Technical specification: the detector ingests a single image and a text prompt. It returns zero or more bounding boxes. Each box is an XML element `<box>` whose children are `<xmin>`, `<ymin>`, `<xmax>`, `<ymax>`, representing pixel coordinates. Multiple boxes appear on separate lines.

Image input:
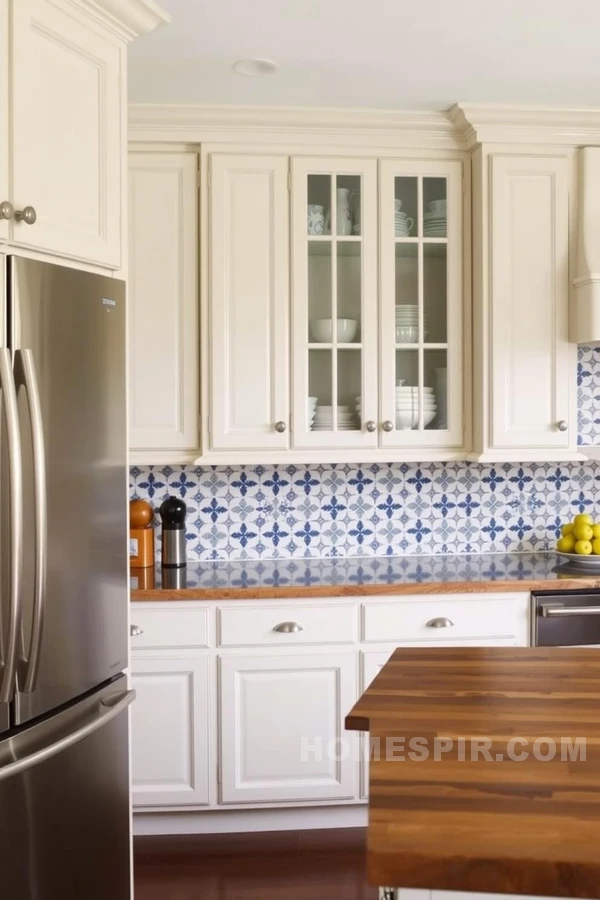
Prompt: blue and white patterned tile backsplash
<box><xmin>578</xmin><ymin>345</ymin><xmax>600</xmax><ymax>444</ymax></box>
<box><xmin>130</xmin><ymin>347</ymin><xmax>600</xmax><ymax>562</ymax></box>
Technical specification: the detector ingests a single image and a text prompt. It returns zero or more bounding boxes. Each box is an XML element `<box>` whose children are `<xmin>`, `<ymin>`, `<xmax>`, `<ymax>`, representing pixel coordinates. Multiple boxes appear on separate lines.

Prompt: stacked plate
<box><xmin>424</xmin><ymin>200</ymin><xmax>447</xmax><ymax>237</ymax></box>
<box><xmin>312</xmin><ymin>405</ymin><xmax>357</xmax><ymax>431</ymax></box>
<box><xmin>395</xmin><ymin>305</ymin><xmax>429</xmax><ymax>341</ymax></box>
<box><xmin>396</xmin><ymin>385</ymin><xmax>437</xmax><ymax>430</ymax></box>
<box><xmin>308</xmin><ymin>396</ymin><xmax>318</xmax><ymax>428</ymax></box>
<box><xmin>395</xmin><ymin>210</ymin><xmax>413</xmax><ymax>237</ymax></box>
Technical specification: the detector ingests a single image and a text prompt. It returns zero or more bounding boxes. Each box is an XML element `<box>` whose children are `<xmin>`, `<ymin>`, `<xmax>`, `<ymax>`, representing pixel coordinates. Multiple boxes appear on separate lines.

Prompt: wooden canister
<box><xmin>130</xmin><ymin>499</ymin><xmax>155</xmax><ymax>569</ymax></box>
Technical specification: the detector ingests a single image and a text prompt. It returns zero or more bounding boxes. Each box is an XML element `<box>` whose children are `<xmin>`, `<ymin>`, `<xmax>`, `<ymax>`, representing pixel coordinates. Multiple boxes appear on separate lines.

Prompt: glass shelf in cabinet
<box><xmin>308</xmin><ymin>342</ymin><xmax>363</xmax><ymax>350</ymax></box>
<box><xmin>422</xmin><ymin>240</ymin><xmax>448</xmax><ymax>256</ymax></box>
<box><xmin>308</xmin><ymin>239</ymin><xmax>362</xmax><ymax>258</ymax></box>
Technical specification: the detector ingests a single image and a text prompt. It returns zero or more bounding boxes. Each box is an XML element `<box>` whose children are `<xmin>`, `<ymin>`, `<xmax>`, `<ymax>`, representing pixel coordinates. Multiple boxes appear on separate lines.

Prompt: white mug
<box><xmin>307</xmin><ymin>204</ymin><xmax>325</xmax><ymax>235</ymax></box>
<box><xmin>394</xmin><ymin>199</ymin><xmax>403</xmax><ymax>212</ymax></box>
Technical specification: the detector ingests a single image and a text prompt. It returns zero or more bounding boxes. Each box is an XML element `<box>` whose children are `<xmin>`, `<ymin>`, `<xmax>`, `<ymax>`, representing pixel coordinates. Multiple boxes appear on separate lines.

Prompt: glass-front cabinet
<box><xmin>291</xmin><ymin>157</ymin><xmax>378</xmax><ymax>449</ymax></box>
<box><xmin>379</xmin><ymin>159</ymin><xmax>464</xmax><ymax>451</ymax></box>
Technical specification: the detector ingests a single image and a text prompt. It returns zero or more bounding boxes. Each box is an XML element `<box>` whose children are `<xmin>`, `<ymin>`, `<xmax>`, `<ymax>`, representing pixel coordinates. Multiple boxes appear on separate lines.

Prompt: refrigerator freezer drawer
<box><xmin>0</xmin><ymin>675</ymin><xmax>133</xmax><ymax>899</ymax></box>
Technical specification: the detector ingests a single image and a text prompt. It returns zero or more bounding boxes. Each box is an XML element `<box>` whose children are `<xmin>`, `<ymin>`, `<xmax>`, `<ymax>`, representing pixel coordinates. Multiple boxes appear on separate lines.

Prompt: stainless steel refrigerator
<box><xmin>0</xmin><ymin>257</ymin><xmax>132</xmax><ymax>899</ymax></box>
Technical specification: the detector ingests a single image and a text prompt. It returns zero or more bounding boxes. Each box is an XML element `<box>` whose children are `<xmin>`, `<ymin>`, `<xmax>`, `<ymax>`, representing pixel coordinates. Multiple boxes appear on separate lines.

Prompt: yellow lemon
<box><xmin>557</xmin><ymin>535</ymin><xmax>576</xmax><ymax>553</ymax></box>
<box><xmin>574</xmin><ymin>513</ymin><xmax>594</xmax><ymax>527</ymax></box>
<box><xmin>561</xmin><ymin>522</ymin><xmax>575</xmax><ymax>536</ymax></box>
<box><xmin>592</xmin><ymin>525</ymin><xmax>600</xmax><ymax>539</ymax></box>
<box><xmin>574</xmin><ymin>524</ymin><xmax>594</xmax><ymax>542</ymax></box>
<box><xmin>575</xmin><ymin>540</ymin><xmax>593</xmax><ymax>555</ymax></box>
<box><xmin>592</xmin><ymin>539</ymin><xmax>600</xmax><ymax>555</ymax></box>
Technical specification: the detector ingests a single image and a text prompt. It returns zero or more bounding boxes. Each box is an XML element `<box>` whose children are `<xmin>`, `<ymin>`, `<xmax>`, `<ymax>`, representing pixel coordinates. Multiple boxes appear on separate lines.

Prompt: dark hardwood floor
<box><xmin>134</xmin><ymin>827</ymin><xmax>377</xmax><ymax>900</ymax></box>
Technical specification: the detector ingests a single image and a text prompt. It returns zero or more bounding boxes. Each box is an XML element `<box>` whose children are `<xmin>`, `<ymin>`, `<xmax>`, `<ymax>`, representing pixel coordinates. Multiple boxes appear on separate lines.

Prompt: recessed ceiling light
<box><xmin>232</xmin><ymin>58</ymin><xmax>277</xmax><ymax>77</ymax></box>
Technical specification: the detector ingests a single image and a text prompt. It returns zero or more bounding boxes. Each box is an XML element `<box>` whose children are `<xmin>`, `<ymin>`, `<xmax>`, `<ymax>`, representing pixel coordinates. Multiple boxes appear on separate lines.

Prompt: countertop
<box><xmin>130</xmin><ymin>551</ymin><xmax>600</xmax><ymax>600</ymax></box>
<box><xmin>345</xmin><ymin>646</ymin><xmax>600</xmax><ymax>897</ymax></box>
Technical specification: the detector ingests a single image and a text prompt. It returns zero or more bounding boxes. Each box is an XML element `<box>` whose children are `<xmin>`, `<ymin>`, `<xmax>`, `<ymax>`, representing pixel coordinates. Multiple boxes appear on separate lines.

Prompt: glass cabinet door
<box><xmin>379</xmin><ymin>159</ymin><xmax>464</xmax><ymax>451</ymax></box>
<box><xmin>291</xmin><ymin>158</ymin><xmax>378</xmax><ymax>449</ymax></box>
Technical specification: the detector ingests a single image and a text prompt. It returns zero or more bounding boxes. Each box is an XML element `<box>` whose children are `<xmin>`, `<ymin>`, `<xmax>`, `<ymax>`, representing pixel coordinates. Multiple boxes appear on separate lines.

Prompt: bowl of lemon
<box><xmin>556</xmin><ymin>513</ymin><xmax>600</xmax><ymax>567</ymax></box>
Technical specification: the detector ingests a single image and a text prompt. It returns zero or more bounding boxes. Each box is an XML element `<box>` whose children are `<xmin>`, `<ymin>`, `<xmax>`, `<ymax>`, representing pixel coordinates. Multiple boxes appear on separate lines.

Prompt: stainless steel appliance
<box><xmin>534</xmin><ymin>591</ymin><xmax>600</xmax><ymax>646</ymax></box>
<box><xmin>0</xmin><ymin>257</ymin><xmax>133</xmax><ymax>899</ymax></box>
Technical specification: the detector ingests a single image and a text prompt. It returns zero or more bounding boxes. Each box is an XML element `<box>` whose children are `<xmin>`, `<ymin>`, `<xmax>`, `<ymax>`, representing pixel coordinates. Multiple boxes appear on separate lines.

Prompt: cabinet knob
<box><xmin>557</xmin><ymin>420</ymin><xmax>568</xmax><ymax>432</ymax></box>
<box><xmin>382</xmin><ymin>420</ymin><xmax>394</xmax><ymax>433</ymax></box>
<box><xmin>273</xmin><ymin>621</ymin><xmax>303</xmax><ymax>634</ymax></box>
<box><xmin>365</xmin><ymin>420</ymin><xmax>376</xmax><ymax>433</ymax></box>
<box><xmin>426</xmin><ymin>617</ymin><xmax>454</xmax><ymax>629</ymax></box>
<box><xmin>274</xmin><ymin>421</ymin><xmax>287</xmax><ymax>433</ymax></box>
<box><xmin>130</xmin><ymin>624</ymin><xmax>144</xmax><ymax>636</ymax></box>
<box><xmin>0</xmin><ymin>201</ymin><xmax>14</xmax><ymax>220</ymax></box>
<box><xmin>14</xmin><ymin>206</ymin><xmax>37</xmax><ymax>225</ymax></box>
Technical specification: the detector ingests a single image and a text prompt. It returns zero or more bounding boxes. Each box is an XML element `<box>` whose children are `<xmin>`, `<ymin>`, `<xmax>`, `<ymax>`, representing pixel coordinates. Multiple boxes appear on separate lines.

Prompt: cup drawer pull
<box><xmin>426</xmin><ymin>617</ymin><xmax>454</xmax><ymax>629</ymax></box>
<box><xmin>273</xmin><ymin>621</ymin><xmax>304</xmax><ymax>634</ymax></box>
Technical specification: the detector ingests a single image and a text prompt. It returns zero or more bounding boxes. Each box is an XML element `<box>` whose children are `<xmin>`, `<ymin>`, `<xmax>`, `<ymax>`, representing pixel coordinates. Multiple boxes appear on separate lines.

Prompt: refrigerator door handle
<box><xmin>0</xmin><ymin>689</ymin><xmax>135</xmax><ymax>783</ymax></box>
<box><xmin>14</xmin><ymin>349</ymin><xmax>47</xmax><ymax>692</ymax></box>
<box><xmin>0</xmin><ymin>349</ymin><xmax>23</xmax><ymax>704</ymax></box>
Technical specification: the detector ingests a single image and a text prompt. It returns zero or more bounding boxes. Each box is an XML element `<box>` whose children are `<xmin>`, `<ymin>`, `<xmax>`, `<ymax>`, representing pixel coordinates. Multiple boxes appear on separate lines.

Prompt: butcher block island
<box><xmin>345</xmin><ymin>647</ymin><xmax>600</xmax><ymax>900</ymax></box>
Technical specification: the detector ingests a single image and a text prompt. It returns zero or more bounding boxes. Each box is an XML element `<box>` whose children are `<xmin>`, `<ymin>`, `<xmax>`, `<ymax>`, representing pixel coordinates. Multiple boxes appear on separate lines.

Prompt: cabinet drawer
<box><xmin>361</xmin><ymin>595</ymin><xmax>529</xmax><ymax>643</ymax></box>
<box><xmin>218</xmin><ymin>604</ymin><xmax>356</xmax><ymax>648</ymax></box>
<box><xmin>130</xmin><ymin>607</ymin><xmax>210</xmax><ymax>649</ymax></box>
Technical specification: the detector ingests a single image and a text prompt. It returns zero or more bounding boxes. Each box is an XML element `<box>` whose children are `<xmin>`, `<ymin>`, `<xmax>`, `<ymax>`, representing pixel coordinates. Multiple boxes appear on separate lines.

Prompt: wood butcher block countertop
<box><xmin>345</xmin><ymin>647</ymin><xmax>600</xmax><ymax>897</ymax></box>
<box><xmin>131</xmin><ymin>551</ymin><xmax>600</xmax><ymax>600</ymax></box>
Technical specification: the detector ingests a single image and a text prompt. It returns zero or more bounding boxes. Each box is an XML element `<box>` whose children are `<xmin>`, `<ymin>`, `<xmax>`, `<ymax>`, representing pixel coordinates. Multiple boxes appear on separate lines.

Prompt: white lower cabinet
<box><xmin>131</xmin><ymin>654</ymin><xmax>210</xmax><ymax>808</ymax></box>
<box><xmin>130</xmin><ymin>593</ymin><xmax>531</xmax><ymax>816</ymax></box>
<box><xmin>218</xmin><ymin>651</ymin><xmax>357</xmax><ymax>804</ymax></box>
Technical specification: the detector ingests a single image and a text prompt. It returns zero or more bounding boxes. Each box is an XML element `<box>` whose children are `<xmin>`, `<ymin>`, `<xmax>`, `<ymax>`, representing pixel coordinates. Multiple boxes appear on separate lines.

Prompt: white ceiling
<box><xmin>129</xmin><ymin>0</ymin><xmax>600</xmax><ymax>110</ymax></box>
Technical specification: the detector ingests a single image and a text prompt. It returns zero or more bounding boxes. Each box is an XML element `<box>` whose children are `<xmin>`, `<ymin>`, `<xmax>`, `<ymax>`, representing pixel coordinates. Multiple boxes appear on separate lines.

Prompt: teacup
<box><xmin>307</xmin><ymin>204</ymin><xmax>325</xmax><ymax>235</ymax></box>
<box><xmin>394</xmin><ymin>199</ymin><xmax>403</xmax><ymax>212</ymax></box>
<box><xmin>427</xmin><ymin>199</ymin><xmax>447</xmax><ymax>215</ymax></box>
<box><xmin>395</xmin><ymin>216</ymin><xmax>414</xmax><ymax>234</ymax></box>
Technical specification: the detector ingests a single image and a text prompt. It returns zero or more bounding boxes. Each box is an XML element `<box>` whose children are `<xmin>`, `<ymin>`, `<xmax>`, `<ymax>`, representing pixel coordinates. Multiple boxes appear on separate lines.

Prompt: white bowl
<box><xmin>396</xmin><ymin>409</ymin><xmax>437</xmax><ymax>429</ymax></box>
<box><xmin>311</xmin><ymin>318</ymin><xmax>358</xmax><ymax>343</ymax></box>
<box><xmin>395</xmin><ymin>325</ymin><xmax>419</xmax><ymax>343</ymax></box>
<box><xmin>396</xmin><ymin>404</ymin><xmax>437</xmax><ymax>410</ymax></box>
<box><xmin>396</xmin><ymin>388</ymin><xmax>434</xmax><ymax>394</ymax></box>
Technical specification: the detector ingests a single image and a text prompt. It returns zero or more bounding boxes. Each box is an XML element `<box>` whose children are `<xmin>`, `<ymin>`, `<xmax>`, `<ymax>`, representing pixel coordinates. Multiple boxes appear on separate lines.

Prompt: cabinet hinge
<box><xmin>207</xmin><ymin>165</ymin><xmax>212</xmax><ymax>189</ymax></box>
<box><xmin>217</xmin><ymin>761</ymin><xmax>222</xmax><ymax>785</ymax></box>
<box><xmin>197</xmin><ymin>168</ymin><xmax>202</xmax><ymax>190</ymax></box>
<box><xmin>462</xmin><ymin>171</ymin><xmax>467</xmax><ymax>195</ymax></box>
<box><xmin>287</xmin><ymin>172</ymin><xmax>291</xmax><ymax>191</ymax></box>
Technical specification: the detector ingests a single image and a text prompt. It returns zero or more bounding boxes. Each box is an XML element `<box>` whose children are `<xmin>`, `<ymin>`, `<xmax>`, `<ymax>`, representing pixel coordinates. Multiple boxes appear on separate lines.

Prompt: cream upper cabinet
<box><xmin>290</xmin><ymin>157</ymin><xmax>378</xmax><ymax>450</ymax></box>
<box><xmin>379</xmin><ymin>159</ymin><xmax>465</xmax><ymax>453</ymax></box>
<box><xmin>472</xmin><ymin>150</ymin><xmax>578</xmax><ymax>461</ymax></box>
<box><xmin>207</xmin><ymin>153</ymin><xmax>289</xmax><ymax>452</ymax></box>
<box><xmin>11</xmin><ymin>0</ymin><xmax>122</xmax><ymax>266</ymax></box>
<box><xmin>128</xmin><ymin>152</ymin><xmax>199</xmax><ymax>457</ymax></box>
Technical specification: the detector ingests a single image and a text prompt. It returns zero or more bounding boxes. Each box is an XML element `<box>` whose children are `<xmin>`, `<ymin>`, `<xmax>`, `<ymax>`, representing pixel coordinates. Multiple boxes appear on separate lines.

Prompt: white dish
<box><xmin>556</xmin><ymin>552</ymin><xmax>600</xmax><ymax>569</ymax></box>
<box><xmin>396</xmin><ymin>399</ymin><xmax>437</xmax><ymax>405</ymax></box>
<box><xmin>315</xmin><ymin>405</ymin><xmax>349</xmax><ymax>411</ymax></box>
<box><xmin>395</xmin><ymin>326</ymin><xmax>418</xmax><ymax>343</ymax></box>
<box><xmin>396</xmin><ymin>409</ymin><xmax>437</xmax><ymax>430</ymax></box>
<box><xmin>311</xmin><ymin>318</ymin><xmax>358</xmax><ymax>343</ymax></box>
<box><xmin>314</xmin><ymin>416</ymin><xmax>355</xmax><ymax>423</ymax></box>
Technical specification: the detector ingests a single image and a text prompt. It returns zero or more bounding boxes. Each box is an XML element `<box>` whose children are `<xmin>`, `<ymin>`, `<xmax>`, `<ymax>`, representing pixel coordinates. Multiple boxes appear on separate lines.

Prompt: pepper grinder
<box><xmin>159</xmin><ymin>496</ymin><xmax>187</xmax><ymax>568</ymax></box>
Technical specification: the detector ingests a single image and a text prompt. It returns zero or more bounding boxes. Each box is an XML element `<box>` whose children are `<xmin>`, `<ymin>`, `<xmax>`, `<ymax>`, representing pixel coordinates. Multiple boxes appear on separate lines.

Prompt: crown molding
<box><xmin>129</xmin><ymin>104</ymin><xmax>468</xmax><ymax>150</ymax></box>
<box><xmin>71</xmin><ymin>0</ymin><xmax>170</xmax><ymax>42</ymax></box>
<box><xmin>129</xmin><ymin>102</ymin><xmax>600</xmax><ymax>150</ymax></box>
<box><xmin>451</xmin><ymin>103</ymin><xmax>600</xmax><ymax>148</ymax></box>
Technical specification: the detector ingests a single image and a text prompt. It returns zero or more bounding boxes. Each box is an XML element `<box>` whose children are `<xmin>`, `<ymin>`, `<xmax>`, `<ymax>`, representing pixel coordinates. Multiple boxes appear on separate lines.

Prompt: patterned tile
<box><xmin>129</xmin><ymin>347</ymin><xmax>600</xmax><ymax>562</ymax></box>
